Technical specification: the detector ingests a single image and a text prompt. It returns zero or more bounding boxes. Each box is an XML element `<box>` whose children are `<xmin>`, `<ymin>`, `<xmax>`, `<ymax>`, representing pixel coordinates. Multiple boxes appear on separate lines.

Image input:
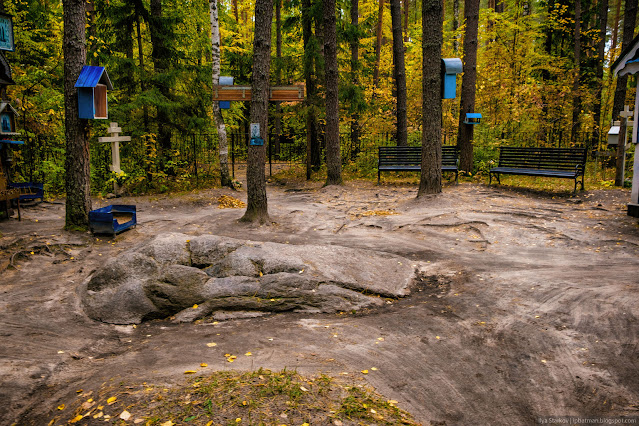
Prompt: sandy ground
<box><xmin>0</xmin><ymin>179</ymin><xmax>638</xmax><ymax>425</ymax></box>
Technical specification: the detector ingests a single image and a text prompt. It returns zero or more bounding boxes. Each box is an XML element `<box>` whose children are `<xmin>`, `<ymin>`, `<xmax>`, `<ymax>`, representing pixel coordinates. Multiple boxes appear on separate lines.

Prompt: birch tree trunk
<box><xmin>240</xmin><ymin>0</ymin><xmax>272</xmax><ymax>223</ymax></box>
<box><xmin>418</xmin><ymin>0</ymin><xmax>443</xmax><ymax>197</ymax></box>
<box><xmin>209</xmin><ymin>0</ymin><xmax>232</xmax><ymax>188</ymax></box>
<box><xmin>63</xmin><ymin>0</ymin><xmax>91</xmax><ymax>229</ymax></box>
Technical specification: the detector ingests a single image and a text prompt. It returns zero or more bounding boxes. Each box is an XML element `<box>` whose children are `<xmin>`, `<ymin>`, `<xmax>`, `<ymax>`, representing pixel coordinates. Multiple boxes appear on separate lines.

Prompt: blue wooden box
<box><xmin>89</xmin><ymin>205</ymin><xmax>136</xmax><ymax>235</ymax></box>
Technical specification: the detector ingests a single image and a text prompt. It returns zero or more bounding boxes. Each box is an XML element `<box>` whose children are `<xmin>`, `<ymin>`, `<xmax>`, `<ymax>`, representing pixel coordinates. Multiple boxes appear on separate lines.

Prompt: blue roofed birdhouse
<box><xmin>0</xmin><ymin>101</ymin><xmax>19</xmax><ymax>135</ymax></box>
<box><xmin>463</xmin><ymin>112</ymin><xmax>482</xmax><ymax>125</ymax></box>
<box><xmin>75</xmin><ymin>66</ymin><xmax>113</xmax><ymax>119</ymax></box>
<box><xmin>441</xmin><ymin>58</ymin><xmax>463</xmax><ymax>99</ymax></box>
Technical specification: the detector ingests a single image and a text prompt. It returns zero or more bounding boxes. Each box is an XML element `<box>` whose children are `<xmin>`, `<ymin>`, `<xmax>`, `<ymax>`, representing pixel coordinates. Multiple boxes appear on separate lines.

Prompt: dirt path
<box><xmin>1</xmin><ymin>181</ymin><xmax>638</xmax><ymax>425</ymax></box>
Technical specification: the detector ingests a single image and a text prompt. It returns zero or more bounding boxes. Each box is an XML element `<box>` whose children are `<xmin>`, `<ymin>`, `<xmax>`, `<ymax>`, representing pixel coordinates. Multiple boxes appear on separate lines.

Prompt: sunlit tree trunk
<box><xmin>324</xmin><ymin>0</ymin><xmax>342</xmax><ymax>185</ymax></box>
<box><xmin>241</xmin><ymin>0</ymin><xmax>272</xmax><ymax>223</ymax></box>
<box><xmin>373</xmin><ymin>0</ymin><xmax>384</xmax><ymax>92</ymax></box>
<box><xmin>453</xmin><ymin>0</ymin><xmax>460</xmax><ymax>53</ymax></box>
<box><xmin>591</xmin><ymin>0</ymin><xmax>608</xmax><ymax>151</ymax></box>
<box><xmin>350</xmin><ymin>0</ymin><xmax>361</xmax><ymax>155</ymax></box>
<box><xmin>456</xmin><ymin>0</ymin><xmax>479</xmax><ymax>172</ymax></box>
<box><xmin>571</xmin><ymin>0</ymin><xmax>582</xmax><ymax>144</ymax></box>
<box><xmin>391</xmin><ymin>0</ymin><xmax>408</xmax><ymax>147</ymax></box>
<box><xmin>209</xmin><ymin>0</ymin><xmax>232</xmax><ymax>188</ymax></box>
<box><xmin>418</xmin><ymin>0</ymin><xmax>443</xmax><ymax>197</ymax></box>
<box><xmin>63</xmin><ymin>0</ymin><xmax>91</xmax><ymax>229</ymax></box>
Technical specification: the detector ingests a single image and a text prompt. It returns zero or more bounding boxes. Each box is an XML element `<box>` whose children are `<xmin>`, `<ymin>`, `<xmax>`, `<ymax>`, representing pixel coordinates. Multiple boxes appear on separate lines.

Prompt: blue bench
<box><xmin>8</xmin><ymin>182</ymin><xmax>44</xmax><ymax>202</ymax></box>
<box><xmin>378</xmin><ymin>146</ymin><xmax>459</xmax><ymax>183</ymax></box>
<box><xmin>89</xmin><ymin>205</ymin><xmax>137</xmax><ymax>235</ymax></box>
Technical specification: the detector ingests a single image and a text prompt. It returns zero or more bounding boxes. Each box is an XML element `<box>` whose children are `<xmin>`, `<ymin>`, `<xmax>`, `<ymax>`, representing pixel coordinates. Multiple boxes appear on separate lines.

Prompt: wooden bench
<box><xmin>378</xmin><ymin>146</ymin><xmax>459</xmax><ymax>183</ymax></box>
<box><xmin>489</xmin><ymin>146</ymin><xmax>587</xmax><ymax>193</ymax></box>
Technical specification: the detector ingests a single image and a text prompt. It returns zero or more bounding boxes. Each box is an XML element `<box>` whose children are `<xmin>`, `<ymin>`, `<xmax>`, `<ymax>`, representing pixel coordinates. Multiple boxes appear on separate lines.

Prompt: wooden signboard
<box><xmin>212</xmin><ymin>85</ymin><xmax>304</xmax><ymax>102</ymax></box>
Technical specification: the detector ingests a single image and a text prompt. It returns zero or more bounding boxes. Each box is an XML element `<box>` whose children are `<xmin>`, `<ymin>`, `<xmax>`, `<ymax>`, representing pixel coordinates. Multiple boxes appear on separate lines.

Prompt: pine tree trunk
<box><xmin>209</xmin><ymin>0</ymin><xmax>232</xmax><ymax>188</ymax></box>
<box><xmin>373</xmin><ymin>0</ymin><xmax>384</xmax><ymax>91</ymax></box>
<box><xmin>456</xmin><ymin>0</ymin><xmax>479</xmax><ymax>172</ymax></box>
<box><xmin>324</xmin><ymin>0</ymin><xmax>342</xmax><ymax>185</ymax></box>
<box><xmin>63</xmin><ymin>0</ymin><xmax>91</xmax><ymax>230</ymax></box>
<box><xmin>453</xmin><ymin>0</ymin><xmax>460</xmax><ymax>53</ymax></box>
<box><xmin>302</xmin><ymin>0</ymin><xmax>320</xmax><ymax>178</ymax></box>
<box><xmin>241</xmin><ymin>0</ymin><xmax>272</xmax><ymax>223</ymax></box>
<box><xmin>418</xmin><ymin>0</ymin><xmax>443</xmax><ymax>197</ymax></box>
<box><xmin>403</xmin><ymin>0</ymin><xmax>409</xmax><ymax>43</ymax></box>
<box><xmin>351</xmin><ymin>0</ymin><xmax>360</xmax><ymax>157</ymax></box>
<box><xmin>611</xmin><ymin>0</ymin><xmax>622</xmax><ymax>50</ymax></box>
<box><xmin>591</xmin><ymin>0</ymin><xmax>608</xmax><ymax>151</ymax></box>
<box><xmin>612</xmin><ymin>0</ymin><xmax>638</xmax><ymax>121</ymax></box>
<box><xmin>150</xmin><ymin>0</ymin><xmax>172</xmax><ymax>172</ymax></box>
<box><xmin>571</xmin><ymin>0</ymin><xmax>582</xmax><ymax>144</ymax></box>
<box><xmin>274</xmin><ymin>0</ymin><xmax>282</xmax><ymax>161</ymax></box>
<box><xmin>391</xmin><ymin>0</ymin><xmax>408</xmax><ymax>147</ymax></box>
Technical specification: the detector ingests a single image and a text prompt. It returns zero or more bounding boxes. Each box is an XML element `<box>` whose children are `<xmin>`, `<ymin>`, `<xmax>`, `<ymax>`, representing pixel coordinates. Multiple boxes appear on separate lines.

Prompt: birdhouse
<box><xmin>463</xmin><ymin>112</ymin><xmax>482</xmax><ymax>125</ymax></box>
<box><xmin>219</xmin><ymin>76</ymin><xmax>233</xmax><ymax>109</ymax></box>
<box><xmin>75</xmin><ymin>66</ymin><xmax>113</xmax><ymax>119</ymax></box>
<box><xmin>441</xmin><ymin>58</ymin><xmax>463</xmax><ymax>99</ymax></box>
<box><xmin>0</xmin><ymin>12</ymin><xmax>15</xmax><ymax>52</ymax></box>
<box><xmin>608</xmin><ymin>122</ymin><xmax>621</xmax><ymax>145</ymax></box>
<box><xmin>0</xmin><ymin>101</ymin><xmax>19</xmax><ymax>135</ymax></box>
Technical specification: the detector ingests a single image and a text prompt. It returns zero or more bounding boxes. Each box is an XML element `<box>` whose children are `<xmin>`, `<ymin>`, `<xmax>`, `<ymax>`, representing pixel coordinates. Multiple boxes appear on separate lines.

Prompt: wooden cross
<box><xmin>97</xmin><ymin>122</ymin><xmax>132</xmax><ymax>174</ymax></box>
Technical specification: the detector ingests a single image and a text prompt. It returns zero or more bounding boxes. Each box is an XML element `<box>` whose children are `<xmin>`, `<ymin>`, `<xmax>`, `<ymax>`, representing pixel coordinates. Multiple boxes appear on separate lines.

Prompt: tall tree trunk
<box><xmin>136</xmin><ymin>13</ymin><xmax>149</xmax><ymax>133</ymax></box>
<box><xmin>241</xmin><ymin>0</ymin><xmax>272</xmax><ymax>223</ymax></box>
<box><xmin>456</xmin><ymin>0</ymin><xmax>479</xmax><ymax>172</ymax></box>
<box><xmin>453</xmin><ymin>0</ymin><xmax>460</xmax><ymax>53</ymax></box>
<box><xmin>85</xmin><ymin>0</ymin><xmax>98</xmax><ymax>66</ymax></box>
<box><xmin>63</xmin><ymin>0</ymin><xmax>91</xmax><ymax>230</ymax></box>
<box><xmin>302</xmin><ymin>0</ymin><xmax>320</xmax><ymax>178</ymax></box>
<box><xmin>403</xmin><ymin>0</ymin><xmax>409</xmax><ymax>42</ymax></box>
<box><xmin>373</xmin><ymin>0</ymin><xmax>384</xmax><ymax>91</ymax></box>
<box><xmin>351</xmin><ymin>0</ymin><xmax>360</xmax><ymax>156</ymax></box>
<box><xmin>591</xmin><ymin>0</ymin><xmax>609</xmax><ymax>151</ymax></box>
<box><xmin>324</xmin><ymin>0</ymin><xmax>342</xmax><ymax>185</ymax></box>
<box><xmin>612</xmin><ymin>0</ymin><xmax>638</xmax><ymax>121</ymax></box>
<box><xmin>391</xmin><ymin>0</ymin><xmax>408</xmax><ymax>147</ymax></box>
<box><xmin>419</xmin><ymin>0</ymin><xmax>443</xmax><ymax>197</ymax></box>
<box><xmin>274</xmin><ymin>0</ymin><xmax>282</xmax><ymax>161</ymax></box>
<box><xmin>210</xmin><ymin>0</ymin><xmax>232</xmax><ymax>188</ymax></box>
<box><xmin>611</xmin><ymin>0</ymin><xmax>622</xmax><ymax>50</ymax></box>
<box><xmin>233</xmin><ymin>0</ymin><xmax>239</xmax><ymax>21</ymax></box>
<box><xmin>571</xmin><ymin>0</ymin><xmax>582</xmax><ymax>144</ymax></box>
<box><xmin>149</xmin><ymin>0</ymin><xmax>172</xmax><ymax>172</ymax></box>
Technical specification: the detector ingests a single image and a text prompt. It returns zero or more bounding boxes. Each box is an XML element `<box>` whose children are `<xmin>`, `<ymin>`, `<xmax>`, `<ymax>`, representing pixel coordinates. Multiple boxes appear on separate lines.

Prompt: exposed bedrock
<box><xmin>80</xmin><ymin>233</ymin><xmax>423</xmax><ymax>324</ymax></box>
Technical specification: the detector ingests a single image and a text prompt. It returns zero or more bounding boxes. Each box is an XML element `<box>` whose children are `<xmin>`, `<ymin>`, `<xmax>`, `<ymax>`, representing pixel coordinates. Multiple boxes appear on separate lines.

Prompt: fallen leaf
<box><xmin>160</xmin><ymin>421</ymin><xmax>175</xmax><ymax>426</ymax></box>
<box><xmin>300</xmin><ymin>386</ymin><xmax>309</xmax><ymax>392</ymax></box>
<box><xmin>361</xmin><ymin>370</ymin><xmax>369</xmax><ymax>374</ymax></box>
<box><xmin>206</xmin><ymin>422</ymin><xmax>213</xmax><ymax>426</ymax></box>
<box><xmin>134</xmin><ymin>419</ymin><xmax>144</xmax><ymax>424</ymax></box>
<box><xmin>206</xmin><ymin>342</ymin><xmax>217</xmax><ymax>347</ymax></box>
<box><xmin>57</xmin><ymin>404</ymin><xmax>65</xmax><ymax>410</ymax></box>
<box><xmin>245</xmin><ymin>352</ymin><xmax>252</xmax><ymax>356</ymax></box>
<box><xmin>200</xmin><ymin>363</ymin><xmax>208</xmax><ymax>367</ymax></box>
<box><xmin>192</xmin><ymin>304</ymin><xmax>199</xmax><ymax>309</ymax></box>
<box><xmin>371</xmin><ymin>367</ymin><xmax>378</xmax><ymax>371</ymax></box>
<box><xmin>184</xmin><ymin>370</ymin><xmax>197</xmax><ymax>374</ymax></box>
<box><xmin>435</xmin><ymin>336</ymin><xmax>441</xmax><ymax>340</ymax></box>
<box><xmin>107</xmin><ymin>396</ymin><xmax>117</xmax><ymax>405</ymax></box>
<box><xmin>120</xmin><ymin>410</ymin><xmax>131</xmax><ymax>420</ymax></box>
<box><xmin>69</xmin><ymin>415</ymin><xmax>84</xmax><ymax>423</ymax></box>
<box><xmin>93</xmin><ymin>412</ymin><xmax>103</xmax><ymax>419</ymax></box>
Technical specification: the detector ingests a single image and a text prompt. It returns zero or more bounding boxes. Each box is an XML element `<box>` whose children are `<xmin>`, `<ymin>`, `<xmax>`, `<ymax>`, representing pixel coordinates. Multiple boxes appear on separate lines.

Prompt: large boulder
<box><xmin>80</xmin><ymin>233</ymin><xmax>421</xmax><ymax>324</ymax></box>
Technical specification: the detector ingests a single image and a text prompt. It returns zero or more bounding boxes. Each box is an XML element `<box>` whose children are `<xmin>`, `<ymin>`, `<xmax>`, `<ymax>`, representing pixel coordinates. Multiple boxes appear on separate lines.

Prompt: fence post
<box><xmin>231</xmin><ymin>132</ymin><xmax>235</xmax><ymax>179</ymax></box>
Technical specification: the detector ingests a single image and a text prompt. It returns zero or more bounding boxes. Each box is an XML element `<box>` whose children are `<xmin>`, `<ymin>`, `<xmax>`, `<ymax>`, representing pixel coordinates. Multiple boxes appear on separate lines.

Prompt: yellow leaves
<box><xmin>227</xmin><ymin>355</ymin><xmax>237</xmax><ymax>362</ymax></box>
<box><xmin>206</xmin><ymin>342</ymin><xmax>217</xmax><ymax>347</ymax></box>
<box><xmin>300</xmin><ymin>385</ymin><xmax>309</xmax><ymax>392</ymax></box>
<box><xmin>244</xmin><ymin>352</ymin><xmax>252</xmax><ymax>356</ymax></box>
<box><xmin>119</xmin><ymin>410</ymin><xmax>132</xmax><ymax>420</ymax></box>
<box><xmin>206</xmin><ymin>422</ymin><xmax>214</xmax><ymax>426</ymax></box>
<box><xmin>361</xmin><ymin>369</ymin><xmax>369</xmax><ymax>374</ymax></box>
<box><xmin>235</xmin><ymin>418</ymin><xmax>242</xmax><ymax>423</ymax></box>
<box><xmin>184</xmin><ymin>370</ymin><xmax>197</xmax><ymax>374</ymax></box>
<box><xmin>161</xmin><ymin>421</ymin><xmax>175</xmax><ymax>426</ymax></box>
<box><xmin>69</xmin><ymin>415</ymin><xmax>84</xmax><ymax>423</ymax></box>
<box><xmin>435</xmin><ymin>336</ymin><xmax>441</xmax><ymax>340</ymax></box>
<box><xmin>200</xmin><ymin>363</ymin><xmax>208</xmax><ymax>367</ymax></box>
<box><xmin>217</xmin><ymin>195</ymin><xmax>246</xmax><ymax>209</ymax></box>
<box><xmin>107</xmin><ymin>396</ymin><xmax>117</xmax><ymax>405</ymax></box>
<box><xmin>57</xmin><ymin>404</ymin><xmax>65</xmax><ymax>410</ymax></box>
<box><xmin>192</xmin><ymin>304</ymin><xmax>199</xmax><ymax>309</ymax></box>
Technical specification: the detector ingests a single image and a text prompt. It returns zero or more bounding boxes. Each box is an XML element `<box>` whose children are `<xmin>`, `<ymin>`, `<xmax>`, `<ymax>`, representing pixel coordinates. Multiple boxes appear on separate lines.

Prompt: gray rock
<box><xmin>81</xmin><ymin>233</ymin><xmax>419</xmax><ymax>324</ymax></box>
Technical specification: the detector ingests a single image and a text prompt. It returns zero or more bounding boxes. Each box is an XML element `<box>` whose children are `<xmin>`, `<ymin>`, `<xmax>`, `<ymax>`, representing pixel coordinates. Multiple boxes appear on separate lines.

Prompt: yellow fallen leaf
<box><xmin>435</xmin><ymin>336</ymin><xmax>441</xmax><ymax>340</ymax></box>
<box><xmin>235</xmin><ymin>418</ymin><xmax>242</xmax><ymax>423</ymax></box>
<box><xmin>224</xmin><ymin>353</ymin><xmax>231</xmax><ymax>357</ymax></box>
<box><xmin>69</xmin><ymin>415</ymin><xmax>84</xmax><ymax>423</ymax></box>
<box><xmin>206</xmin><ymin>342</ymin><xmax>217</xmax><ymax>347</ymax></box>
<box><xmin>76</xmin><ymin>389</ymin><xmax>83</xmax><ymax>393</ymax></box>
<box><xmin>206</xmin><ymin>422</ymin><xmax>213</xmax><ymax>426</ymax></box>
<box><xmin>245</xmin><ymin>352</ymin><xmax>252</xmax><ymax>356</ymax></box>
<box><xmin>107</xmin><ymin>396</ymin><xmax>117</xmax><ymax>404</ymax></box>
<box><xmin>192</xmin><ymin>304</ymin><xmax>198</xmax><ymax>309</ymax></box>
<box><xmin>302</xmin><ymin>423</ymin><xmax>310</xmax><ymax>426</ymax></box>
<box><xmin>161</xmin><ymin>421</ymin><xmax>175</xmax><ymax>426</ymax></box>
<box><xmin>300</xmin><ymin>386</ymin><xmax>309</xmax><ymax>392</ymax></box>
<box><xmin>242</xmin><ymin>400</ymin><xmax>248</xmax><ymax>406</ymax></box>
<box><xmin>120</xmin><ymin>410</ymin><xmax>132</xmax><ymax>420</ymax></box>
<box><xmin>371</xmin><ymin>367</ymin><xmax>378</xmax><ymax>371</ymax></box>
<box><xmin>200</xmin><ymin>363</ymin><xmax>208</xmax><ymax>367</ymax></box>
<box><xmin>361</xmin><ymin>370</ymin><xmax>369</xmax><ymax>374</ymax></box>
<box><xmin>184</xmin><ymin>370</ymin><xmax>197</xmax><ymax>374</ymax></box>
<box><xmin>134</xmin><ymin>419</ymin><xmax>144</xmax><ymax>424</ymax></box>
<box><xmin>93</xmin><ymin>412</ymin><xmax>103</xmax><ymax>419</ymax></box>
<box><xmin>57</xmin><ymin>404</ymin><xmax>65</xmax><ymax>410</ymax></box>
<box><xmin>30</xmin><ymin>251</ymin><xmax>34</xmax><ymax>255</ymax></box>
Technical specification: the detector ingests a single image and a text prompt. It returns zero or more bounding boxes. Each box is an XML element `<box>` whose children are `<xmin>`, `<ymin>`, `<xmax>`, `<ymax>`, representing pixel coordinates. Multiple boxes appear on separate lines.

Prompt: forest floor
<box><xmin>1</xmin><ymin>177</ymin><xmax>638</xmax><ymax>425</ymax></box>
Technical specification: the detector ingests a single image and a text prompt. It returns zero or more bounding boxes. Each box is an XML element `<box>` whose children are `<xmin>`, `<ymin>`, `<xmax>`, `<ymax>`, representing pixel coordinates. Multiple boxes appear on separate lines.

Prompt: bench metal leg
<box><xmin>377</xmin><ymin>169</ymin><xmax>380</xmax><ymax>184</ymax></box>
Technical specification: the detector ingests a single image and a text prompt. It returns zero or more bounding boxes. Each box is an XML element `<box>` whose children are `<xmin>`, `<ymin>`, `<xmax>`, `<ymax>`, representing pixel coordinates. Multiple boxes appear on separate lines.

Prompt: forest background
<box><xmin>4</xmin><ymin>0</ymin><xmax>637</xmax><ymax>195</ymax></box>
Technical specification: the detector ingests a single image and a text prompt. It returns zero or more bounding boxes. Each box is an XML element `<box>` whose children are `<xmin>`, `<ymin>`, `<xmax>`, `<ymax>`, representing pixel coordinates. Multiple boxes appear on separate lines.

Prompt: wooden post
<box><xmin>97</xmin><ymin>122</ymin><xmax>131</xmax><ymax>193</ymax></box>
<box><xmin>616</xmin><ymin>106</ymin><xmax>633</xmax><ymax>186</ymax></box>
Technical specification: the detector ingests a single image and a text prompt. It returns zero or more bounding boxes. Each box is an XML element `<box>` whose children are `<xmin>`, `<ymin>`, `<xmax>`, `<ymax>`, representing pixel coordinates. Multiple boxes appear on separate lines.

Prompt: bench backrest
<box><xmin>497</xmin><ymin>147</ymin><xmax>586</xmax><ymax>171</ymax></box>
<box><xmin>379</xmin><ymin>146</ymin><xmax>458</xmax><ymax>166</ymax></box>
